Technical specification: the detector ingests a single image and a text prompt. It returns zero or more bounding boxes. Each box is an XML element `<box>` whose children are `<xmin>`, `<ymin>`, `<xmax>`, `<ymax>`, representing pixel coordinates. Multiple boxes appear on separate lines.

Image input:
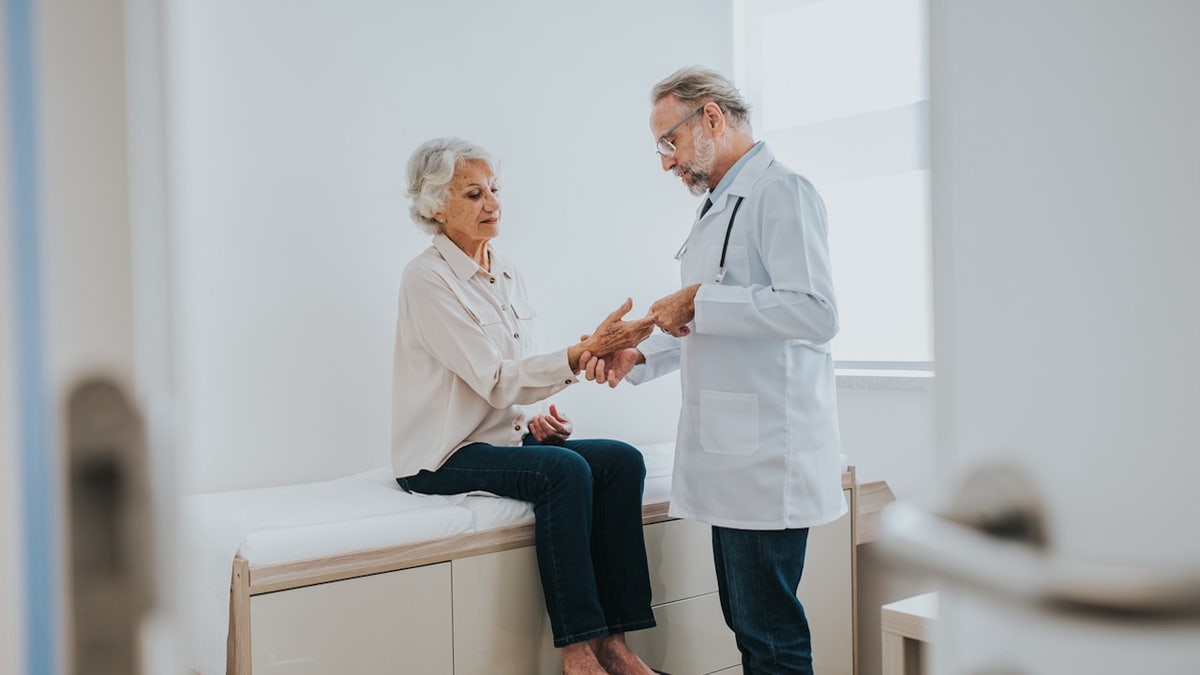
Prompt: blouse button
<box><xmin>489</xmin><ymin>277</ymin><xmax>496</xmax><ymax>284</ymax></box>
<box><xmin>513</xmin><ymin>423</ymin><xmax>522</xmax><ymax>431</ymax></box>
<box><xmin>513</xmin><ymin>332</ymin><xmax>520</xmax><ymax>339</ymax></box>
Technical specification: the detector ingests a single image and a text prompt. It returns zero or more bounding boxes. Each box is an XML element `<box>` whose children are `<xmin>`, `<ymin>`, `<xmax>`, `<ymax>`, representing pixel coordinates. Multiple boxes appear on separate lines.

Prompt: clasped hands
<box><xmin>572</xmin><ymin>285</ymin><xmax>701</xmax><ymax>388</ymax></box>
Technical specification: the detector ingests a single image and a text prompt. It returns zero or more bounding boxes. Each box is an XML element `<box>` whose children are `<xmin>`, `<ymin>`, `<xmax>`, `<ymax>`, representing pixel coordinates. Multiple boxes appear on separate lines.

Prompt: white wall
<box><xmin>165</xmin><ymin>0</ymin><xmax>733</xmax><ymax>493</ymax></box>
<box><xmin>837</xmin><ymin>380</ymin><xmax>935</xmax><ymax>498</ymax></box>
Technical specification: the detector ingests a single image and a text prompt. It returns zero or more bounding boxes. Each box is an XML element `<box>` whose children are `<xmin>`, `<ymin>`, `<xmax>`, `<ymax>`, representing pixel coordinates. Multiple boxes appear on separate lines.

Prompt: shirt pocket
<box><xmin>510</xmin><ymin>298</ymin><xmax>538</xmax><ymax>349</ymax></box>
<box><xmin>698</xmin><ymin>389</ymin><xmax>760</xmax><ymax>456</ymax></box>
<box><xmin>510</xmin><ymin>298</ymin><xmax>537</xmax><ymax>321</ymax></box>
<box><xmin>462</xmin><ymin>300</ymin><xmax>511</xmax><ymax>348</ymax></box>
<box><xmin>464</xmin><ymin>301</ymin><xmax>503</xmax><ymax>327</ymax></box>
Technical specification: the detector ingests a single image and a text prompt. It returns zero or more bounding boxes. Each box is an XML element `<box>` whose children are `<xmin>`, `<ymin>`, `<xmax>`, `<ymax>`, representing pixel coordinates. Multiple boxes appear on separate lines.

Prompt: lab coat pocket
<box><xmin>698</xmin><ymin>389</ymin><xmax>760</xmax><ymax>456</ymax></box>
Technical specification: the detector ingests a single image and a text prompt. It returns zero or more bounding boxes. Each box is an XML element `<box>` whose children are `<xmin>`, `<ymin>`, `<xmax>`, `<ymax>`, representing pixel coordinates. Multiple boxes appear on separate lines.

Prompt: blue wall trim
<box><xmin>5</xmin><ymin>0</ymin><xmax>59</xmax><ymax>673</ymax></box>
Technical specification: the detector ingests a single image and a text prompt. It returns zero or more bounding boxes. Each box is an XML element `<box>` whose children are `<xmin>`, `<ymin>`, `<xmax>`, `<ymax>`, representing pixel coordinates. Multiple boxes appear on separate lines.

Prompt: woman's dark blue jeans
<box><xmin>397</xmin><ymin>438</ymin><xmax>656</xmax><ymax>647</ymax></box>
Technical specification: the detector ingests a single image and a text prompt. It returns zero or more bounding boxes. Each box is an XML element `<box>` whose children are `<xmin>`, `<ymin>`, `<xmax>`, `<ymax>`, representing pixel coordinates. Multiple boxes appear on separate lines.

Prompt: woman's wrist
<box><xmin>567</xmin><ymin>343</ymin><xmax>586</xmax><ymax>372</ymax></box>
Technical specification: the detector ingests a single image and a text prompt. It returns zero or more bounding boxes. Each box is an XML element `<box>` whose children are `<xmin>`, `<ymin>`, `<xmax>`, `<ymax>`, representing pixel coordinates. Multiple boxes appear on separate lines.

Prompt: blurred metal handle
<box><xmin>878</xmin><ymin>465</ymin><xmax>1200</xmax><ymax>618</ymax></box>
<box><xmin>68</xmin><ymin>376</ymin><xmax>154</xmax><ymax>675</ymax></box>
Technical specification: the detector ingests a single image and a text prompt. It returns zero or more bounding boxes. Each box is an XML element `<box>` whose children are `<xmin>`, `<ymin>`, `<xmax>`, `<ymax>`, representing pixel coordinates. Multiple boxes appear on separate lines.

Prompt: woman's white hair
<box><xmin>406</xmin><ymin>137</ymin><xmax>498</xmax><ymax>235</ymax></box>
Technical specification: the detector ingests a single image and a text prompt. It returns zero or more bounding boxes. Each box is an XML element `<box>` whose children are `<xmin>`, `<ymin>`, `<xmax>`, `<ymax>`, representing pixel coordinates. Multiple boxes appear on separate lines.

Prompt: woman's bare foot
<box><xmin>562</xmin><ymin>641</ymin><xmax>610</xmax><ymax>674</ymax></box>
<box><xmin>590</xmin><ymin>634</ymin><xmax>656</xmax><ymax>675</ymax></box>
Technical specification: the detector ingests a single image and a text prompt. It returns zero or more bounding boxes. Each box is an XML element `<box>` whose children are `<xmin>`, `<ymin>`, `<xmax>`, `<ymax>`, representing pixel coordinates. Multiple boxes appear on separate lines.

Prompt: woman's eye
<box><xmin>491</xmin><ymin>187</ymin><xmax>500</xmax><ymax>194</ymax></box>
<box><xmin>467</xmin><ymin>192</ymin><xmax>481</xmax><ymax>200</ymax></box>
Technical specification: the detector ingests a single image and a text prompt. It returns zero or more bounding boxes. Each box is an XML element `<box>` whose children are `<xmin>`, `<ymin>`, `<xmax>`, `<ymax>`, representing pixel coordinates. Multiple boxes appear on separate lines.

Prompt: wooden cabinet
<box><xmin>802</xmin><ymin>490</ymin><xmax>855</xmax><ymax>675</ymax></box>
<box><xmin>234</xmin><ymin>474</ymin><xmax>863</xmax><ymax>675</ymax></box>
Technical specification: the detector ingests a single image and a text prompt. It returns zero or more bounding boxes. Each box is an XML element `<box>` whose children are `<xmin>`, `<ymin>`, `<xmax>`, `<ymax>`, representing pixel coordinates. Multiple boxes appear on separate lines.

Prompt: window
<box><xmin>735</xmin><ymin>0</ymin><xmax>932</xmax><ymax>369</ymax></box>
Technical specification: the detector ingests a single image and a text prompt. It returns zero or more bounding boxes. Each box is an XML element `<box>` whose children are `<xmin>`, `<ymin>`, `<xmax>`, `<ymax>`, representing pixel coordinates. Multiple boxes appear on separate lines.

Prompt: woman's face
<box><xmin>436</xmin><ymin>159</ymin><xmax>501</xmax><ymax>247</ymax></box>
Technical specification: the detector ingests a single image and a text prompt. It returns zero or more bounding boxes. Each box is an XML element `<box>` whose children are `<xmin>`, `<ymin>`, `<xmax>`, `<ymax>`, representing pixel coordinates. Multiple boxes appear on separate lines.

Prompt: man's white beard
<box><xmin>681</xmin><ymin>133</ymin><xmax>716</xmax><ymax>196</ymax></box>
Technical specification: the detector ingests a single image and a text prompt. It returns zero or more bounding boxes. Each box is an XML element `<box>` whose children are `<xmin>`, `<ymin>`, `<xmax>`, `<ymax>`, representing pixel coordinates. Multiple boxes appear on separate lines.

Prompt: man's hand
<box><xmin>648</xmin><ymin>284</ymin><xmax>701</xmax><ymax>337</ymax></box>
<box><xmin>582</xmin><ymin>348</ymin><xmax>644</xmax><ymax>388</ymax></box>
<box><xmin>529</xmin><ymin>404</ymin><xmax>572</xmax><ymax>444</ymax></box>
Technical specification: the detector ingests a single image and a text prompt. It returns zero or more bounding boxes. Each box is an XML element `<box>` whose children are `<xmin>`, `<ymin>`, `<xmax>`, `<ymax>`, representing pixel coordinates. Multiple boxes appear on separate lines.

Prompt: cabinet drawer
<box><xmin>644</xmin><ymin>518</ymin><xmax>717</xmax><ymax>604</ymax></box>
<box><xmin>451</xmin><ymin>547</ymin><xmax>559</xmax><ymax>675</ymax></box>
<box><xmin>626</xmin><ymin>593</ymin><xmax>740</xmax><ymax>675</ymax></box>
<box><xmin>250</xmin><ymin>562</ymin><xmax>452</xmax><ymax>675</ymax></box>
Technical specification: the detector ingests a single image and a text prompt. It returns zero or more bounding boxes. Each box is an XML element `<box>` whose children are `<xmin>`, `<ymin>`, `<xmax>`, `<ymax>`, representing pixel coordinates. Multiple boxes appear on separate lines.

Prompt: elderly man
<box><xmin>584</xmin><ymin>66</ymin><xmax>845</xmax><ymax>674</ymax></box>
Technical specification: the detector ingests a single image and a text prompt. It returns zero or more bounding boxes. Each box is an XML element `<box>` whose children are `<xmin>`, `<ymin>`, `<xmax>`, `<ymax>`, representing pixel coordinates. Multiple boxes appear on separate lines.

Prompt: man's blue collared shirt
<box><xmin>708</xmin><ymin>140</ymin><xmax>765</xmax><ymax>205</ymax></box>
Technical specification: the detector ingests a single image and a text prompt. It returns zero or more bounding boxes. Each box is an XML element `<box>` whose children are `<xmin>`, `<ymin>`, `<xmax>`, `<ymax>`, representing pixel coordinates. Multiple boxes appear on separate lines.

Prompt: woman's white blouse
<box><xmin>390</xmin><ymin>234</ymin><xmax>577</xmax><ymax>478</ymax></box>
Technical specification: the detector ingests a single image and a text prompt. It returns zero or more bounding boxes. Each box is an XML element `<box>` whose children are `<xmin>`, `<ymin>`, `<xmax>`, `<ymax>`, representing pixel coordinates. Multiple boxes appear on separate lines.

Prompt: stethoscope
<box><xmin>674</xmin><ymin>195</ymin><xmax>746</xmax><ymax>283</ymax></box>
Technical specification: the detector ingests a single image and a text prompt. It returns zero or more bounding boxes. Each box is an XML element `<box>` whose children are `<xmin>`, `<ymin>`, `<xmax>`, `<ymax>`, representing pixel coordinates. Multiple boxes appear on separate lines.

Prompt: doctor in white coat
<box><xmin>584</xmin><ymin>66</ymin><xmax>845</xmax><ymax>675</ymax></box>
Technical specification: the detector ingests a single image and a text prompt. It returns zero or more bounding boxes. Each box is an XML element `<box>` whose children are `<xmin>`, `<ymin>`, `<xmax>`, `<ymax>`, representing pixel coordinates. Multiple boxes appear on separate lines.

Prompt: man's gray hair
<box><xmin>406</xmin><ymin>137</ymin><xmax>498</xmax><ymax>235</ymax></box>
<box><xmin>651</xmin><ymin>66</ymin><xmax>752</xmax><ymax>131</ymax></box>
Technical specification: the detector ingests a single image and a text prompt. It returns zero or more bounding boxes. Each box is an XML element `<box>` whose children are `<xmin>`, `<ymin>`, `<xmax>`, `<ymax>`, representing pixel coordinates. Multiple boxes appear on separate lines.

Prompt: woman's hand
<box><xmin>529</xmin><ymin>404</ymin><xmax>572</xmax><ymax>444</ymax></box>
<box><xmin>580</xmin><ymin>298</ymin><xmax>655</xmax><ymax>355</ymax></box>
<box><xmin>568</xmin><ymin>299</ymin><xmax>654</xmax><ymax>371</ymax></box>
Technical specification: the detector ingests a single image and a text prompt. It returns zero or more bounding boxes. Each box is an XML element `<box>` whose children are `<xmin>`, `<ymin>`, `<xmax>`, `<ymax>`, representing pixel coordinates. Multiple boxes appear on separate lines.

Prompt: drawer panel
<box><xmin>626</xmin><ymin>593</ymin><xmax>740</xmax><ymax>675</ymax></box>
<box><xmin>250</xmin><ymin>563</ymin><xmax>452</xmax><ymax>675</ymax></box>
<box><xmin>644</xmin><ymin>518</ymin><xmax>717</xmax><ymax>604</ymax></box>
<box><xmin>451</xmin><ymin>547</ymin><xmax>559</xmax><ymax>675</ymax></box>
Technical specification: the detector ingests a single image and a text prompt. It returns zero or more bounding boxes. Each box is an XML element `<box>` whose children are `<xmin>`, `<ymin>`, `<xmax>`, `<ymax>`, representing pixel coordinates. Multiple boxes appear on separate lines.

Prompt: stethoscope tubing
<box><xmin>674</xmin><ymin>194</ymin><xmax>747</xmax><ymax>284</ymax></box>
<box><xmin>714</xmin><ymin>196</ymin><xmax>745</xmax><ymax>283</ymax></box>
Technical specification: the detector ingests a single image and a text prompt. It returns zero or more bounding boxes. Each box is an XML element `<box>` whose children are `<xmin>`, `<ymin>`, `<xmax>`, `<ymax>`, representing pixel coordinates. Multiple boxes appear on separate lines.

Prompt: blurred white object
<box><xmin>882</xmin><ymin>1</ymin><xmax>1200</xmax><ymax>673</ymax></box>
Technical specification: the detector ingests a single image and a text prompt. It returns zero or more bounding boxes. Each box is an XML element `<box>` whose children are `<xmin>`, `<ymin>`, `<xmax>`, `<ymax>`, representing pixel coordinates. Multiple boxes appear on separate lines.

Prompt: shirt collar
<box><xmin>433</xmin><ymin>233</ymin><xmax>500</xmax><ymax>282</ymax></box>
<box><xmin>708</xmin><ymin>140</ymin><xmax>765</xmax><ymax>206</ymax></box>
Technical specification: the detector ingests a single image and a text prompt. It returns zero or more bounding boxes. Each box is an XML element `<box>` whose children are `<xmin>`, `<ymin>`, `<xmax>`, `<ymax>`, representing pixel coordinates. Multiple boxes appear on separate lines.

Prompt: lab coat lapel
<box><xmin>679</xmin><ymin>144</ymin><xmax>776</xmax><ymax>284</ymax></box>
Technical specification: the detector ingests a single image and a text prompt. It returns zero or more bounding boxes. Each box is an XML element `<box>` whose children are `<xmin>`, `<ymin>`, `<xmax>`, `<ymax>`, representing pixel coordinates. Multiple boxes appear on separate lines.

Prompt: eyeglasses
<box><xmin>655</xmin><ymin>106</ymin><xmax>705</xmax><ymax>158</ymax></box>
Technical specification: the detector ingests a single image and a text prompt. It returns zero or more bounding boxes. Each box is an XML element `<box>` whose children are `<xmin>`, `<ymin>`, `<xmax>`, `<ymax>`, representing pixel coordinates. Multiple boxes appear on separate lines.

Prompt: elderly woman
<box><xmin>391</xmin><ymin>137</ymin><xmax>660</xmax><ymax>675</ymax></box>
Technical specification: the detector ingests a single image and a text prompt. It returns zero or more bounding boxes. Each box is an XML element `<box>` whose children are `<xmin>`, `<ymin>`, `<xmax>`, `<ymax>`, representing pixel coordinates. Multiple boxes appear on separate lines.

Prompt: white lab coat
<box><xmin>628</xmin><ymin>143</ymin><xmax>847</xmax><ymax>530</ymax></box>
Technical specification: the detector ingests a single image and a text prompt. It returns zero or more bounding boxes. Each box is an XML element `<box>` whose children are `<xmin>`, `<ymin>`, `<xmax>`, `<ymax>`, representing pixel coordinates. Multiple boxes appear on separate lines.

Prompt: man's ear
<box><xmin>702</xmin><ymin>101</ymin><xmax>726</xmax><ymax>136</ymax></box>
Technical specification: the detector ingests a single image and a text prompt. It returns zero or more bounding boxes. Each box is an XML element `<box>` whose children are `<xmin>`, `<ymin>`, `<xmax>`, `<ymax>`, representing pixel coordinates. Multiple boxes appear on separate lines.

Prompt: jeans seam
<box><xmin>555</xmin><ymin>625</ymin><xmax>610</xmax><ymax>647</ymax></box>
<box><xmin>607</xmin><ymin>618</ymin><xmax>657</xmax><ymax>633</ymax></box>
